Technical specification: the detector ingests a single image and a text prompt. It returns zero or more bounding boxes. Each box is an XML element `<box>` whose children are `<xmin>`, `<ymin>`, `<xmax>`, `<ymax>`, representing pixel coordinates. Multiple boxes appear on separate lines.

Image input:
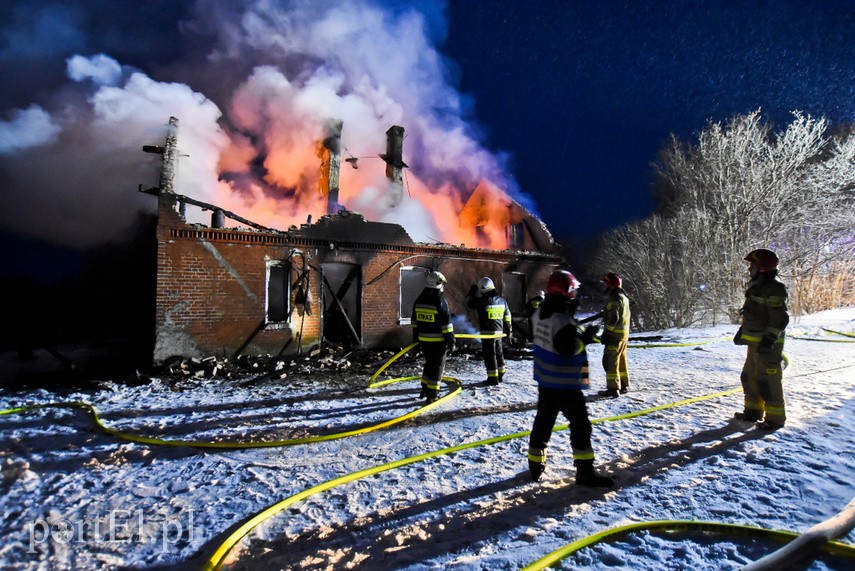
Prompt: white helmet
<box><xmin>425</xmin><ymin>271</ymin><xmax>447</xmax><ymax>289</ymax></box>
<box><xmin>477</xmin><ymin>277</ymin><xmax>495</xmax><ymax>293</ymax></box>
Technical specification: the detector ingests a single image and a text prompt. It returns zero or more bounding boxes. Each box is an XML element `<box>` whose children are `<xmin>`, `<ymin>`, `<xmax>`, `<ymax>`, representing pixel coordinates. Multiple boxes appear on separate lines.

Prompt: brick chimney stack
<box><xmin>380</xmin><ymin>125</ymin><xmax>408</xmax><ymax>189</ymax></box>
<box><xmin>319</xmin><ymin>119</ymin><xmax>343</xmax><ymax>214</ymax></box>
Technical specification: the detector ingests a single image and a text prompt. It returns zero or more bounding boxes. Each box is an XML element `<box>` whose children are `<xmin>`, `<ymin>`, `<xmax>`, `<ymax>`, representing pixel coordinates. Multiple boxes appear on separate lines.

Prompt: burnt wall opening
<box><xmin>322</xmin><ymin>262</ymin><xmax>362</xmax><ymax>346</ymax></box>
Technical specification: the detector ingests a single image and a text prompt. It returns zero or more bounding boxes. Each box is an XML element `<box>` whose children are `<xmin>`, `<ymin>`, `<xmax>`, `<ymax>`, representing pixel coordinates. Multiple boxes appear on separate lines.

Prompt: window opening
<box><xmin>399</xmin><ymin>266</ymin><xmax>429</xmax><ymax>325</ymax></box>
<box><xmin>266</xmin><ymin>261</ymin><xmax>291</xmax><ymax>326</ymax></box>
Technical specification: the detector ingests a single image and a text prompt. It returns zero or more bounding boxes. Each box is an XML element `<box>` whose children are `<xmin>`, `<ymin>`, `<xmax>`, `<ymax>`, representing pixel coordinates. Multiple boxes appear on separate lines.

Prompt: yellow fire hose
<box><xmin>2</xmin><ymin>332</ymin><xmax>847</xmax><ymax>569</ymax></box>
<box><xmin>201</xmin><ymin>384</ymin><xmax>778</xmax><ymax>569</ymax></box>
<box><xmin>521</xmin><ymin>519</ymin><xmax>855</xmax><ymax>571</ymax></box>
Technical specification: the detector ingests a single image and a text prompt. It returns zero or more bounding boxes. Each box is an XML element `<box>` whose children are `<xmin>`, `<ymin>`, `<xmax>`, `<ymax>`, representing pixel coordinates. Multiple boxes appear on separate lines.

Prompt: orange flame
<box><xmin>214</xmin><ymin>131</ymin><xmax>515</xmax><ymax>249</ymax></box>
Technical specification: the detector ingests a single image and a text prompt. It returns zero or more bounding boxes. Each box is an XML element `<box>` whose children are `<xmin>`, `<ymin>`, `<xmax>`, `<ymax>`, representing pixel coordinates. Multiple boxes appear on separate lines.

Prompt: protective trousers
<box><xmin>528</xmin><ymin>387</ymin><xmax>594</xmax><ymax>465</ymax></box>
<box><xmin>740</xmin><ymin>344</ymin><xmax>786</xmax><ymax>425</ymax></box>
<box><xmin>420</xmin><ymin>342</ymin><xmax>448</xmax><ymax>398</ymax></box>
<box><xmin>481</xmin><ymin>337</ymin><xmax>505</xmax><ymax>381</ymax></box>
<box><xmin>602</xmin><ymin>336</ymin><xmax>630</xmax><ymax>391</ymax></box>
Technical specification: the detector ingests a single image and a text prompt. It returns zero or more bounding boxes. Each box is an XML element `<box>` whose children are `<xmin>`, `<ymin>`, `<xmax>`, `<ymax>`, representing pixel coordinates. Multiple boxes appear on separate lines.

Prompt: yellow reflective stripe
<box><xmin>441</xmin><ymin>324</ymin><xmax>453</xmax><ymax>333</ymax></box>
<box><xmin>741</xmin><ymin>334</ymin><xmax>762</xmax><ymax>342</ymax></box>
<box><xmin>572</xmin><ymin>449</ymin><xmax>595</xmax><ymax>461</ymax></box>
<box><xmin>418</xmin><ymin>336</ymin><xmax>445</xmax><ymax>342</ymax></box>
<box><xmin>766</xmin><ymin>405</ymin><xmax>785</xmax><ymax>414</ymax></box>
<box><xmin>421</xmin><ymin>378</ymin><xmax>440</xmax><ymax>390</ymax></box>
<box><xmin>414</xmin><ymin>309</ymin><xmax>436</xmax><ymax>322</ymax></box>
<box><xmin>486</xmin><ymin>307</ymin><xmax>504</xmax><ymax>319</ymax></box>
<box><xmin>528</xmin><ymin>448</ymin><xmax>547</xmax><ymax>463</ymax></box>
<box><xmin>765</xmin><ymin>368</ymin><xmax>780</xmax><ymax>374</ymax></box>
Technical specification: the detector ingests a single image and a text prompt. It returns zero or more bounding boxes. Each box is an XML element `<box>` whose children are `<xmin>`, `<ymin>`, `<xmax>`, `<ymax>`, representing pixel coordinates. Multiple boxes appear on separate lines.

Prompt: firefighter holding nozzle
<box><xmin>527</xmin><ymin>270</ymin><xmax>614</xmax><ymax>486</ymax></box>
<box><xmin>411</xmin><ymin>271</ymin><xmax>455</xmax><ymax>404</ymax></box>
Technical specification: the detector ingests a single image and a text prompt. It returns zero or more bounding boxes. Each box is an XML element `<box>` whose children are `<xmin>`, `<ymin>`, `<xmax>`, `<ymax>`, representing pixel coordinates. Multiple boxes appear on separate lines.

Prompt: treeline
<box><xmin>591</xmin><ymin>110</ymin><xmax>855</xmax><ymax>330</ymax></box>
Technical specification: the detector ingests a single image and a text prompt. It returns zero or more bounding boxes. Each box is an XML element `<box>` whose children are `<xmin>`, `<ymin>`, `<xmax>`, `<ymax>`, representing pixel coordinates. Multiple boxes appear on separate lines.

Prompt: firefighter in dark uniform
<box><xmin>466</xmin><ymin>277</ymin><xmax>512</xmax><ymax>386</ymax></box>
<box><xmin>528</xmin><ymin>270</ymin><xmax>613</xmax><ymax>486</ymax></box>
<box><xmin>733</xmin><ymin>249</ymin><xmax>789</xmax><ymax>430</ymax></box>
<box><xmin>599</xmin><ymin>273</ymin><xmax>631</xmax><ymax>397</ymax></box>
<box><xmin>411</xmin><ymin>271</ymin><xmax>455</xmax><ymax>404</ymax></box>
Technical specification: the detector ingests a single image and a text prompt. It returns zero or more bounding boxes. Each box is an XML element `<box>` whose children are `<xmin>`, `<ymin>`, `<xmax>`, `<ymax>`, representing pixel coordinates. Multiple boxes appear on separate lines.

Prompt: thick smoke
<box><xmin>0</xmin><ymin>0</ymin><xmax>528</xmax><ymax>250</ymax></box>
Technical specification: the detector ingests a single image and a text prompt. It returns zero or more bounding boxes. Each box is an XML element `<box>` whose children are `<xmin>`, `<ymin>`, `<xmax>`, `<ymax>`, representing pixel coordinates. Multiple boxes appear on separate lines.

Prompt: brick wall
<box><xmin>152</xmin><ymin>201</ymin><xmax>561</xmax><ymax>363</ymax></box>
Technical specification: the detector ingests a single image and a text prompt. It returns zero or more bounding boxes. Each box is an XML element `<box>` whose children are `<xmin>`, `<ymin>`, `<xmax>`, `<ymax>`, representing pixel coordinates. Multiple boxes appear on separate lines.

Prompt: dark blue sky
<box><xmin>443</xmin><ymin>1</ymin><xmax>855</xmax><ymax>240</ymax></box>
<box><xmin>2</xmin><ymin>0</ymin><xmax>855</xmax><ymax>263</ymax></box>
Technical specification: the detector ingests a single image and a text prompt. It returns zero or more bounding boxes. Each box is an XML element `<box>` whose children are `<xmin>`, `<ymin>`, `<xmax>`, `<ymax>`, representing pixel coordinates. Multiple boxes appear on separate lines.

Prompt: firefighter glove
<box><xmin>580</xmin><ymin>325</ymin><xmax>599</xmax><ymax>345</ymax></box>
<box><xmin>445</xmin><ymin>334</ymin><xmax>456</xmax><ymax>353</ymax></box>
<box><xmin>757</xmin><ymin>332</ymin><xmax>777</xmax><ymax>354</ymax></box>
<box><xmin>600</xmin><ymin>331</ymin><xmax>615</xmax><ymax>346</ymax></box>
<box><xmin>467</xmin><ymin>284</ymin><xmax>478</xmax><ymax>297</ymax></box>
<box><xmin>733</xmin><ymin>327</ymin><xmax>745</xmax><ymax>345</ymax></box>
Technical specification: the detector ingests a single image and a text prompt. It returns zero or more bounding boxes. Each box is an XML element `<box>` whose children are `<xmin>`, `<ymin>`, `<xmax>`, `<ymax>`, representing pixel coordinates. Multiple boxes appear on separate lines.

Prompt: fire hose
<box><xmin>2</xmin><ymin>332</ymin><xmax>851</xmax><ymax>569</ymax></box>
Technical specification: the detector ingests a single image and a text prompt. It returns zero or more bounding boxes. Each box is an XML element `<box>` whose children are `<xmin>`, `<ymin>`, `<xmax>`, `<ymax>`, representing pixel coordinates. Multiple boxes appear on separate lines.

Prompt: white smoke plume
<box><xmin>0</xmin><ymin>106</ymin><xmax>61</xmax><ymax>154</ymax></box>
<box><xmin>0</xmin><ymin>0</ymin><xmax>529</xmax><ymax>250</ymax></box>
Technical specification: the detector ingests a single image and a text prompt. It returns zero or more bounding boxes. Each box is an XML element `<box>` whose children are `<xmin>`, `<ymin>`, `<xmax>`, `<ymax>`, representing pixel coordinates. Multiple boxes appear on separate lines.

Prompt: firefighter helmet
<box><xmin>477</xmin><ymin>277</ymin><xmax>495</xmax><ymax>293</ymax></box>
<box><xmin>546</xmin><ymin>270</ymin><xmax>580</xmax><ymax>299</ymax></box>
<box><xmin>425</xmin><ymin>271</ymin><xmax>447</xmax><ymax>289</ymax></box>
<box><xmin>744</xmin><ymin>249</ymin><xmax>779</xmax><ymax>272</ymax></box>
<box><xmin>602</xmin><ymin>273</ymin><xmax>623</xmax><ymax>289</ymax></box>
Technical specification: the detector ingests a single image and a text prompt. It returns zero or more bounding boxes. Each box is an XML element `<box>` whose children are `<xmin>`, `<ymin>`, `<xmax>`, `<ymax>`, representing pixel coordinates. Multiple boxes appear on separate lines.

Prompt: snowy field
<box><xmin>1</xmin><ymin>307</ymin><xmax>854</xmax><ymax>570</ymax></box>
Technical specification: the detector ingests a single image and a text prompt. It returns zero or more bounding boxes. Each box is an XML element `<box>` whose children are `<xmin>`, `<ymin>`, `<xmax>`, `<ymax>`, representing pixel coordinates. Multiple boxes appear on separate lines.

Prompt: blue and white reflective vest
<box><xmin>532</xmin><ymin>308</ymin><xmax>589</xmax><ymax>390</ymax></box>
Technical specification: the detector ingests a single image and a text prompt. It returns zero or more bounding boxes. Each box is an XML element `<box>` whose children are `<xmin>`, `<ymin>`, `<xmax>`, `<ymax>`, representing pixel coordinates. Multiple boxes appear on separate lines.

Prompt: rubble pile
<box><xmin>150</xmin><ymin>344</ymin><xmax>411</xmax><ymax>382</ymax></box>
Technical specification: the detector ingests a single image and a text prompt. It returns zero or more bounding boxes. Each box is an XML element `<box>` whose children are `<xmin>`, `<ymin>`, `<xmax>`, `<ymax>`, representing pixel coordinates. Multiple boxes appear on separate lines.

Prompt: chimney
<box><xmin>319</xmin><ymin>119</ymin><xmax>343</xmax><ymax>214</ymax></box>
<box><xmin>159</xmin><ymin>116</ymin><xmax>179</xmax><ymax>195</ymax></box>
<box><xmin>380</xmin><ymin>125</ymin><xmax>408</xmax><ymax>184</ymax></box>
<box><xmin>142</xmin><ymin>116</ymin><xmax>181</xmax><ymax>215</ymax></box>
<box><xmin>380</xmin><ymin>125</ymin><xmax>408</xmax><ymax>207</ymax></box>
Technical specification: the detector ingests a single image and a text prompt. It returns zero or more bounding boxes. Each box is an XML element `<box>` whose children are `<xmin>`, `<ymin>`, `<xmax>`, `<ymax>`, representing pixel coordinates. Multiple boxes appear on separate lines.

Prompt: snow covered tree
<box><xmin>594</xmin><ymin>110</ymin><xmax>855</xmax><ymax>328</ymax></box>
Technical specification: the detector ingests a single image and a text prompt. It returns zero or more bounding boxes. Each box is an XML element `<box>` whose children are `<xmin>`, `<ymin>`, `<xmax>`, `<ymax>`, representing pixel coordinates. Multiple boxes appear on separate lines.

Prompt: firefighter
<box><xmin>527</xmin><ymin>270</ymin><xmax>613</xmax><ymax>486</ymax></box>
<box><xmin>599</xmin><ymin>273</ymin><xmax>631</xmax><ymax>397</ymax></box>
<box><xmin>411</xmin><ymin>271</ymin><xmax>456</xmax><ymax>404</ymax></box>
<box><xmin>466</xmin><ymin>277</ymin><xmax>512</xmax><ymax>386</ymax></box>
<box><xmin>733</xmin><ymin>249</ymin><xmax>789</xmax><ymax>430</ymax></box>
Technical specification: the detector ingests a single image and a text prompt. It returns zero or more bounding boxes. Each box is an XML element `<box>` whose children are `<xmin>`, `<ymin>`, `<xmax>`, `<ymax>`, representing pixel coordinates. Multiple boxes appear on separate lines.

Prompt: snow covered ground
<box><xmin>1</xmin><ymin>307</ymin><xmax>854</xmax><ymax>570</ymax></box>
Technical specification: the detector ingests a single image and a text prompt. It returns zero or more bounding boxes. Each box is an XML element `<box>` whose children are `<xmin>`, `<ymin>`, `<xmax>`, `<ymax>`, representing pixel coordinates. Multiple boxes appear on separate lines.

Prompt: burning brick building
<box><xmin>144</xmin><ymin>118</ymin><xmax>563</xmax><ymax>364</ymax></box>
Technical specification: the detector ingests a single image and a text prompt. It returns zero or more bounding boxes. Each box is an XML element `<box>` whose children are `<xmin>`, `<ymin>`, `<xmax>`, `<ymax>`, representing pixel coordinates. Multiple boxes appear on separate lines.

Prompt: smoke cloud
<box><xmin>0</xmin><ymin>0</ymin><xmax>529</xmax><ymax>250</ymax></box>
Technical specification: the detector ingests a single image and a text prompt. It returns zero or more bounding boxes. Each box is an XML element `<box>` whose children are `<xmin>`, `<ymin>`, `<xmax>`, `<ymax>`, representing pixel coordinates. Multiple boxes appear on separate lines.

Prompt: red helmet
<box><xmin>546</xmin><ymin>270</ymin><xmax>580</xmax><ymax>299</ymax></box>
<box><xmin>744</xmin><ymin>249</ymin><xmax>779</xmax><ymax>272</ymax></box>
<box><xmin>602</xmin><ymin>273</ymin><xmax>622</xmax><ymax>289</ymax></box>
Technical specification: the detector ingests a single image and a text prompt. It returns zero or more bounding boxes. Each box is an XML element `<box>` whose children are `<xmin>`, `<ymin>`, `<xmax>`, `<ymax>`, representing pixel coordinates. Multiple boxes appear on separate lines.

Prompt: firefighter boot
<box><xmin>424</xmin><ymin>388</ymin><xmax>438</xmax><ymax>404</ymax></box>
<box><xmin>574</xmin><ymin>460</ymin><xmax>614</xmax><ymax>488</ymax></box>
<box><xmin>756</xmin><ymin>420</ymin><xmax>784</xmax><ymax>431</ymax></box>
<box><xmin>734</xmin><ymin>411</ymin><xmax>763</xmax><ymax>422</ymax></box>
<box><xmin>481</xmin><ymin>377</ymin><xmax>499</xmax><ymax>387</ymax></box>
<box><xmin>529</xmin><ymin>461</ymin><xmax>545</xmax><ymax>482</ymax></box>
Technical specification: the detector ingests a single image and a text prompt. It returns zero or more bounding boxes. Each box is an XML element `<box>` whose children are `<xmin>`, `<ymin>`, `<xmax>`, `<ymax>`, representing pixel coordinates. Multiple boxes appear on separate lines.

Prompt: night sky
<box><xmin>2</xmin><ymin>0</ymin><xmax>855</xmax><ymax>269</ymax></box>
<box><xmin>443</xmin><ymin>1</ymin><xmax>855</xmax><ymax>241</ymax></box>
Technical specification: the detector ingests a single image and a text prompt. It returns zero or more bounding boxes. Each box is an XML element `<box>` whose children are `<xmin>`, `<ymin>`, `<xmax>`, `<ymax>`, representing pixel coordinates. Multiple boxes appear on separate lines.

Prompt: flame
<box><xmin>212</xmin><ymin>118</ymin><xmax>517</xmax><ymax>249</ymax></box>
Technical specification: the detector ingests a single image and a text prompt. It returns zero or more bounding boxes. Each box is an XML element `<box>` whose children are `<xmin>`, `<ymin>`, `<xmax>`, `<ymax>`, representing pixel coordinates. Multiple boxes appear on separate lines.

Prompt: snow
<box><xmin>1</xmin><ymin>307</ymin><xmax>854</xmax><ymax>570</ymax></box>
